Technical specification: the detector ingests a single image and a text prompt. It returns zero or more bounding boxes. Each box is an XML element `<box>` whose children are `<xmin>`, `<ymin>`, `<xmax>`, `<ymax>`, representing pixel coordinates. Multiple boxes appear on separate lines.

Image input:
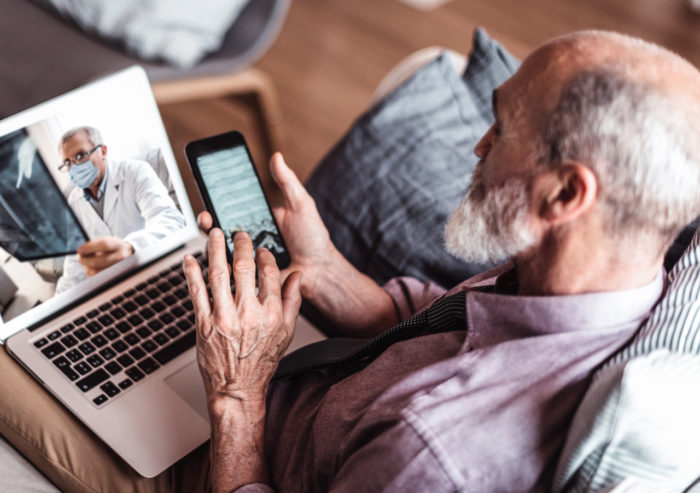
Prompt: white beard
<box><xmin>444</xmin><ymin>171</ymin><xmax>538</xmax><ymax>264</ymax></box>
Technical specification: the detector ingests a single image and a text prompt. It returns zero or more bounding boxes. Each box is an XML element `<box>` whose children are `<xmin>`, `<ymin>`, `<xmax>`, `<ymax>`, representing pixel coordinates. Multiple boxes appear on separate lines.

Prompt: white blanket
<box><xmin>36</xmin><ymin>0</ymin><xmax>250</xmax><ymax>68</ymax></box>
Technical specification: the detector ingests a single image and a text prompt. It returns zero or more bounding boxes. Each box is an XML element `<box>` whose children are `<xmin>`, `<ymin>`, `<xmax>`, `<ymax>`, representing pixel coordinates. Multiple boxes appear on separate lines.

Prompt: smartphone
<box><xmin>185</xmin><ymin>131</ymin><xmax>291</xmax><ymax>269</ymax></box>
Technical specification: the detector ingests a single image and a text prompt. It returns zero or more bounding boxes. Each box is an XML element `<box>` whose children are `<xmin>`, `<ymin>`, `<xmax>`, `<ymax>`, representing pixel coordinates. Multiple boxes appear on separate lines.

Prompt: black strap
<box><xmin>274</xmin><ymin>290</ymin><xmax>469</xmax><ymax>379</ymax></box>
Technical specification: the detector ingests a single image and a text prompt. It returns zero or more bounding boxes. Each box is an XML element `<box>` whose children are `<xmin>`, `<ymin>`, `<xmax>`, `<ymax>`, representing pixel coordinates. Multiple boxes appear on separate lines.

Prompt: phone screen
<box><xmin>195</xmin><ymin>145</ymin><xmax>288</xmax><ymax>264</ymax></box>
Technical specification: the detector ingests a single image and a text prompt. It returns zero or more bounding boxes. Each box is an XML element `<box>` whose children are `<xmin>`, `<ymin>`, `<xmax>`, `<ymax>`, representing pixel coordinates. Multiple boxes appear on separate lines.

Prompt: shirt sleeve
<box><xmin>383</xmin><ymin>276</ymin><xmax>447</xmax><ymax>321</ymax></box>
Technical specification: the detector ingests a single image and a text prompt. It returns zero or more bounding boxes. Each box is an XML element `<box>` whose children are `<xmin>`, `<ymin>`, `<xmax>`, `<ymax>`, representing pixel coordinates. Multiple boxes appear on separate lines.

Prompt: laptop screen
<box><xmin>0</xmin><ymin>67</ymin><xmax>198</xmax><ymax>340</ymax></box>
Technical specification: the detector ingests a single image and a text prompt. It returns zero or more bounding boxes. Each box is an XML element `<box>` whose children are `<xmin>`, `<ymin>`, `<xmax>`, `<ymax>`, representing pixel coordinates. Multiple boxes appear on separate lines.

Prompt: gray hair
<box><xmin>59</xmin><ymin>126</ymin><xmax>104</xmax><ymax>149</ymax></box>
<box><xmin>538</xmin><ymin>69</ymin><xmax>700</xmax><ymax>241</ymax></box>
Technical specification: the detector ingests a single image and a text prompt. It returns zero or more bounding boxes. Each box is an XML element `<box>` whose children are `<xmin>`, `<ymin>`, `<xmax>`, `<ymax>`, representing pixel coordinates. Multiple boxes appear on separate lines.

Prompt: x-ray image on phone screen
<box><xmin>196</xmin><ymin>146</ymin><xmax>286</xmax><ymax>258</ymax></box>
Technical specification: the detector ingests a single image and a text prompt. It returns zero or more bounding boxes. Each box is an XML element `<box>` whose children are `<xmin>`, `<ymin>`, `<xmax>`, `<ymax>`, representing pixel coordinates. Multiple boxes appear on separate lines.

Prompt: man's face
<box><xmin>445</xmin><ymin>52</ymin><xmax>554</xmax><ymax>264</ymax></box>
<box><xmin>60</xmin><ymin>131</ymin><xmax>107</xmax><ymax>188</ymax></box>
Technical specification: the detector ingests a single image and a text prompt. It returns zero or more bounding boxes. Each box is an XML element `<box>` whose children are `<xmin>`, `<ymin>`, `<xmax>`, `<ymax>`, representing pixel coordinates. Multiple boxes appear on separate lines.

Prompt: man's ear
<box><xmin>534</xmin><ymin>162</ymin><xmax>597</xmax><ymax>225</ymax></box>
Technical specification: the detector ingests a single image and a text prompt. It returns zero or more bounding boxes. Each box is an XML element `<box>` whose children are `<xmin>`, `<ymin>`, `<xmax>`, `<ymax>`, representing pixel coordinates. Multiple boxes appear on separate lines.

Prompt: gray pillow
<box><xmin>306</xmin><ymin>28</ymin><xmax>519</xmax><ymax>290</ymax></box>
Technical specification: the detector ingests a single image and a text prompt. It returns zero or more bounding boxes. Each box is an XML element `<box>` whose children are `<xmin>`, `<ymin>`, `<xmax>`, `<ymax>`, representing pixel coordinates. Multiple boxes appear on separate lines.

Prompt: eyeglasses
<box><xmin>58</xmin><ymin>145</ymin><xmax>102</xmax><ymax>172</ymax></box>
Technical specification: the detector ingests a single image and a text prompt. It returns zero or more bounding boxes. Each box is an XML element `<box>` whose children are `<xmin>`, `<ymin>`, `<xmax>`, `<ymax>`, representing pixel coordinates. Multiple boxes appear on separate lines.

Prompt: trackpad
<box><xmin>165</xmin><ymin>361</ymin><xmax>209</xmax><ymax>422</ymax></box>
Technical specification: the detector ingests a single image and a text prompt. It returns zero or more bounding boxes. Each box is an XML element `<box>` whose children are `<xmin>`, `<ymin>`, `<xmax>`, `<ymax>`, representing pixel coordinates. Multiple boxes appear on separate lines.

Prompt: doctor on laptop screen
<box><xmin>0</xmin><ymin>88</ymin><xmax>189</xmax><ymax>324</ymax></box>
<box><xmin>55</xmin><ymin>126</ymin><xmax>185</xmax><ymax>294</ymax></box>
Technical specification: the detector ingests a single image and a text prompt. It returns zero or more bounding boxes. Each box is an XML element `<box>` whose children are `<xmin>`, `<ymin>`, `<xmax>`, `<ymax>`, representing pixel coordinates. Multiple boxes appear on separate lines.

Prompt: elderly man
<box><xmin>183</xmin><ymin>29</ymin><xmax>700</xmax><ymax>493</ymax></box>
<box><xmin>0</xmin><ymin>29</ymin><xmax>698</xmax><ymax>493</ymax></box>
<box><xmin>56</xmin><ymin>126</ymin><xmax>185</xmax><ymax>293</ymax></box>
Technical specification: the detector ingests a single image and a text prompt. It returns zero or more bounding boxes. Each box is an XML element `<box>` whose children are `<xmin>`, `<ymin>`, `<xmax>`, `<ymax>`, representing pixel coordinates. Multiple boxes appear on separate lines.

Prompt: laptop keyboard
<box><xmin>32</xmin><ymin>252</ymin><xmax>209</xmax><ymax>407</ymax></box>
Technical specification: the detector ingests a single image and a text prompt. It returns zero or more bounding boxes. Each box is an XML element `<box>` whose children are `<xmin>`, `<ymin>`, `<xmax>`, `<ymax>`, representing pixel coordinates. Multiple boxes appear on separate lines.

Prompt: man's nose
<box><xmin>474</xmin><ymin>124</ymin><xmax>495</xmax><ymax>159</ymax></box>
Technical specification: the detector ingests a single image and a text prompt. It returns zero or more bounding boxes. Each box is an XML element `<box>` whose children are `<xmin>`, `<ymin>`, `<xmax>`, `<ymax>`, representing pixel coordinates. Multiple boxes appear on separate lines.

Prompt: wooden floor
<box><xmin>159</xmin><ymin>0</ymin><xmax>700</xmax><ymax>214</ymax></box>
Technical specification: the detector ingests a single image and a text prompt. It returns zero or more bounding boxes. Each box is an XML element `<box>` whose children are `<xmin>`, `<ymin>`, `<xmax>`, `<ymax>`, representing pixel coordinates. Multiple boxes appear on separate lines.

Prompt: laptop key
<box><xmin>117</xmin><ymin>354</ymin><xmax>135</xmax><ymax>367</ymax></box>
<box><xmin>74</xmin><ymin>328</ymin><xmax>91</xmax><ymax>341</ymax></box>
<box><xmin>99</xmin><ymin>347</ymin><xmax>117</xmax><ymax>360</ymax></box>
<box><xmin>141</xmin><ymin>340</ymin><xmax>158</xmax><ymax>353</ymax></box>
<box><xmin>91</xmin><ymin>335</ymin><xmax>108</xmax><ymax>348</ymax></box>
<box><xmin>104</xmin><ymin>328</ymin><xmax>120</xmax><ymax>340</ymax></box>
<box><xmin>139</xmin><ymin>307</ymin><xmax>155</xmax><ymax>320</ymax></box>
<box><xmin>151</xmin><ymin>301</ymin><xmax>166</xmax><ymax>312</ymax></box>
<box><xmin>171</xmin><ymin>306</ymin><xmax>185</xmax><ymax>317</ymax></box>
<box><xmin>110</xmin><ymin>307</ymin><xmax>126</xmax><ymax>319</ymax></box>
<box><xmin>129</xmin><ymin>347</ymin><xmax>146</xmax><ymax>360</ymax></box>
<box><xmin>87</xmin><ymin>355</ymin><xmax>104</xmax><ymax>368</ymax></box>
<box><xmin>34</xmin><ymin>338</ymin><xmax>49</xmax><ymax>349</ymax></box>
<box><xmin>60</xmin><ymin>323</ymin><xmax>74</xmax><ymax>333</ymax></box>
<box><xmin>122</xmin><ymin>300</ymin><xmax>138</xmax><ymax>313</ymax></box>
<box><xmin>127</xmin><ymin>314</ymin><xmax>144</xmax><ymax>326</ymax></box>
<box><xmin>111</xmin><ymin>294</ymin><xmax>124</xmax><ymax>304</ymax></box>
<box><xmin>125</xmin><ymin>366</ymin><xmax>145</xmax><ymax>382</ymax></box>
<box><xmin>100</xmin><ymin>381</ymin><xmax>120</xmax><ymax>397</ymax></box>
<box><xmin>165</xmin><ymin>327</ymin><xmax>181</xmax><ymax>339</ymax></box>
<box><xmin>105</xmin><ymin>361</ymin><xmax>122</xmax><ymax>376</ymax></box>
<box><xmin>137</xmin><ymin>357</ymin><xmax>159</xmax><ymax>374</ymax></box>
<box><xmin>153</xmin><ymin>333</ymin><xmax>169</xmax><ymax>346</ymax></box>
<box><xmin>66</xmin><ymin>349</ymin><xmax>83</xmax><ymax>363</ymax></box>
<box><xmin>136</xmin><ymin>326</ymin><xmax>152</xmax><ymax>338</ymax></box>
<box><xmin>93</xmin><ymin>394</ymin><xmax>108</xmax><ymax>406</ymax></box>
<box><xmin>112</xmin><ymin>340</ymin><xmax>129</xmax><ymax>353</ymax></box>
<box><xmin>60</xmin><ymin>334</ymin><xmax>78</xmax><ymax>348</ymax></box>
<box><xmin>76</xmin><ymin>369</ymin><xmax>109</xmax><ymax>392</ymax></box>
<box><xmin>99</xmin><ymin>302</ymin><xmax>112</xmax><ymax>312</ymax></box>
<box><xmin>118</xmin><ymin>378</ymin><xmax>133</xmax><ymax>390</ymax></box>
<box><xmin>153</xmin><ymin>330</ymin><xmax>196</xmax><ymax>366</ymax></box>
<box><xmin>74</xmin><ymin>361</ymin><xmax>91</xmax><ymax>375</ymax></box>
<box><xmin>146</xmin><ymin>288</ymin><xmax>160</xmax><ymax>300</ymax></box>
<box><xmin>47</xmin><ymin>330</ymin><xmax>61</xmax><ymax>341</ymax></box>
<box><xmin>98</xmin><ymin>314</ymin><xmax>114</xmax><ymax>326</ymax></box>
<box><xmin>86</xmin><ymin>309</ymin><xmax>99</xmax><ymax>318</ymax></box>
<box><xmin>53</xmin><ymin>356</ymin><xmax>70</xmax><ymax>369</ymax></box>
<box><xmin>124</xmin><ymin>333</ymin><xmax>140</xmax><ymax>346</ymax></box>
<box><xmin>163</xmin><ymin>295</ymin><xmax>178</xmax><ymax>306</ymax></box>
<box><xmin>116</xmin><ymin>321</ymin><xmax>132</xmax><ymax>334</ymax></box>
<box><xmin>73</xmin><ymin>316</ymin><xmax>87</xmax><ymax>325</ymax></box>
<box><xmin>86</xmin><ymin>321</ymin><xmax>102</xmax><ymax>334</ymax></box>
<box><xmin>61</xmin><ymin>366</ymin><xmax>80</xmax><ymax>381</ymax></box>
<box><xmin>176</xmin><ymin>319</ymin><xmax>191</xmax><ymax>332</ymax></box>
<box><xmin>160</xmin><ymin>313</ymin><xmax>174</xmax><ymax>324</ymax></box>
<box><xmin>41</xmin><ymin>342</ymin><xmax>65</xmax><ymax>359</ymax></box>
<box><xmin>124</xmin><ymin>288</ymin><xmax>136</xmax><ymax>298</ymax></box>
<box><xmin>148</xmin><ymin>320</ymin><xmax>163</xmax><ymax>331</ymax></box>
<box><xmin>134</xmin><ymin>295</ymin><xmax>150</xmax><ymax>306</ymax></box>
<box><xmin>78</xmin><ymin>342</ymin><xmax>96</xmax><ymax>355</ymax></box>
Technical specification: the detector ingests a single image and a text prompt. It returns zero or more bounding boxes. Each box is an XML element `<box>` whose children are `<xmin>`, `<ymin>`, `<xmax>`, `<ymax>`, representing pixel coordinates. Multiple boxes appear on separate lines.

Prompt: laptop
<box><xmin>0</xmin><ymin>66</ymin><xmax>324</xmax><ymax>477</ymax></box>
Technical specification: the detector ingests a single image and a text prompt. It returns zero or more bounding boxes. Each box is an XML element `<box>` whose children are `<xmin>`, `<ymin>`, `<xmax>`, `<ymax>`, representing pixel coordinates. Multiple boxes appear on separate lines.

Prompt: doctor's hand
<box><xmin>183</xmin><ymin>228</ymin><xmax>302</xmax><ymax>409</ymax></box>
<box><xmin>77</xmin><ymin>236</ymin><xmax>134</xmax><ymax>277</ymax></box>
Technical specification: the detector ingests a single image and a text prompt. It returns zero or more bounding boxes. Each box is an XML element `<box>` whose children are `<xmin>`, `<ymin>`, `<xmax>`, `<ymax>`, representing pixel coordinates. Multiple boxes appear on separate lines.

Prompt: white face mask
<box><xmin>68</xmin><ymin>158</ymin><xmax>99</xmax><ymax>189</ymax></box>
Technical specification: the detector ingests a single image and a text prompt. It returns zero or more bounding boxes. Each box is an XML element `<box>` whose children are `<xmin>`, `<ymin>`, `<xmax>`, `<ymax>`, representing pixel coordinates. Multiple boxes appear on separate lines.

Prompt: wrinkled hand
<box><xmin>77</xmin><ymin>236</ymin><xmax>134</xmax><ymax>277</ymax></box>
<box><xmin>197</xmin><ymin>152</ymin><xmax>335</xmax><ymax>300</ymax></box>
<box><xmin>183</xmin><ymin>228</ymin><xmax>302</xmax><ymax>410</ymax></box>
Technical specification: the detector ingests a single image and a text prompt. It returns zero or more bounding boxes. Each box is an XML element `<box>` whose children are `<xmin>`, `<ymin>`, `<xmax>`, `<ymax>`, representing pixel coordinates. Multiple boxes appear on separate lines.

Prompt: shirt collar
<box><xmin>463</xmin><ymin>266</ymin><xmax>665</xmax><ymax>346</ymax></box>
<box><xmin>83</xmin><ymin>163</ymin><xmax>108</xmax><ymax>202</ymax></box>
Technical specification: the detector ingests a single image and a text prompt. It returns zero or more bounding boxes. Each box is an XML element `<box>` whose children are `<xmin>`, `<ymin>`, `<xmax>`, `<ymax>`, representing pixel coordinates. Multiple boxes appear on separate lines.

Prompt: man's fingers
<box><xmin>207</xmin><ymin>229</ymin><xmax>235</xmax><ymax>314</ymax></box>
<box><xmin>270</xmin><ymin>152</ymin><xmax>305</xmax><ymax>212</ymax></box>
<box><xmin>256</xmin><ymin>248</ymin><xmax>281</xmax><ymax>303</ymax></box>
<box><xmin>281</xmin><ymin>271</ymin><xmax>302</xmax><ymax>329</ymax></box>
<box><xmin>197</xmin><ymin>211</ymin><xmax>214</xmax><ymax>233</ymax></box>
<box><xmin>182</xmin><ymin>254</ymin><xmax>212</xmax><ymax>336</ymax></box>
<box><xmin>232</xmin><ymin>231</ymin><xmax>256</xmax><ymax>305</ymax></box>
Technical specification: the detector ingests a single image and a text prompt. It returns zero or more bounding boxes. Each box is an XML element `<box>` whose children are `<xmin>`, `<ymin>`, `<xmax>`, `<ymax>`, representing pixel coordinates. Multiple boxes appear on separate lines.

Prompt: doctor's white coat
<box><xmin>56</xmin><ymin>158</ymin><xmax>185</xmax><ymax>294</ymax></box>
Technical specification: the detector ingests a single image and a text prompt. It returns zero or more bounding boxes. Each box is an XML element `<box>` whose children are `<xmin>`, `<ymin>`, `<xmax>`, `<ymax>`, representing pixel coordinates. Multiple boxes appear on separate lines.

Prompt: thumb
<box><xmin>281</xmin><ymin>270</ymin><xmax>303</xmax><ymax>328</ymax></box>
<box><xmin>270</xmin><ymin>152</ymin><xmax>305</xmax><ymax>212</ymax></box>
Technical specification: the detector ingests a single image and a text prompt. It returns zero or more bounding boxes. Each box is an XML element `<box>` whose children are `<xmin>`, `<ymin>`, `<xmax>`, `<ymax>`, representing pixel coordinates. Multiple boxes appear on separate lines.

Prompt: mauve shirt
<box><xmin>237</xmin><ymin>264</ymin><xmax>664</xmax><ymax>493</ymax></box>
